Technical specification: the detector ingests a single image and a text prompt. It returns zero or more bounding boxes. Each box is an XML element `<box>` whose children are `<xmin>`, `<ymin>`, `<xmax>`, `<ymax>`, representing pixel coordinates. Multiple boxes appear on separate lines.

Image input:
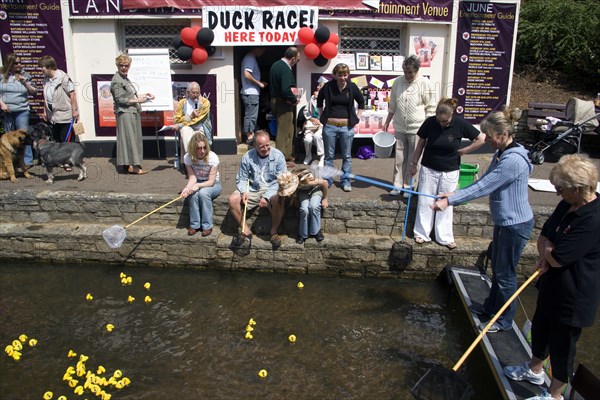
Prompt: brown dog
<box><xmin>0</xmin><ymin>129</ymin><xmax>32</xmax><ymax>182</ymax></box>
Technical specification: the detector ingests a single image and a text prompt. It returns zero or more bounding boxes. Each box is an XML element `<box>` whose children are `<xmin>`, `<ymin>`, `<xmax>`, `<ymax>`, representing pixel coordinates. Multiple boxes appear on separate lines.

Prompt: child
<box><xmin>294</xmin><ymin>167</ymin><xmax>328</xmax><ymax>244</ymax></box>
<box><xmin>301</xmin><ymin>83</ymin><xmax>325</xmax><ymax>166</ymax></box>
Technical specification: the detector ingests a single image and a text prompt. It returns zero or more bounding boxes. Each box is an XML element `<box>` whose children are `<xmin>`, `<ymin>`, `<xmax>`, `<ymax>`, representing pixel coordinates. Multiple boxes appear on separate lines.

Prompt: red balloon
<box><xmin>304</xmin><ymin>43</ymin><xmax>320</xmax><ymax>60</ymax></box>
<box><xmin>320</xmin><ymin>42</ymin><xmax>338</xmax><ymax>60</ymax></box>
<box><xmin>328</xmin><ymin>33</ymin><xmax>339</xmax><ymax>45</ymax></box>
<box><xmin>191</xmin><ymin>47</ymin><xmax>208</xmax><ymax>64</ymax></box>
<box><xmin>180</xmin><ymin>27</ymin><xmax>197</xmax><ymax>47</ymax></box>
<box><xmin>298</xmin><ymin>27</ymin><xmax>315</xmax><ymax>45</ymax></box>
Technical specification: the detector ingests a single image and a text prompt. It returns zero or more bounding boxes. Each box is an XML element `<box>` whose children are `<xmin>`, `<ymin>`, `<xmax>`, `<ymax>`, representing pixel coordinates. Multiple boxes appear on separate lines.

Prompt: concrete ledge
<box><xmin>0</xmin><ymin>188</ymin><xmax>547</xmax><ymax>278</ymax></box>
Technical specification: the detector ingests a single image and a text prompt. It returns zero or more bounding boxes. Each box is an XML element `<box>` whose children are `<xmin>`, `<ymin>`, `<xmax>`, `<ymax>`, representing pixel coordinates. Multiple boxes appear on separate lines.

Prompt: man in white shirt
<box><xmin>240</xmin><ymin>47</ymin><xmax>267</xmax><ymax>144</ymax></box>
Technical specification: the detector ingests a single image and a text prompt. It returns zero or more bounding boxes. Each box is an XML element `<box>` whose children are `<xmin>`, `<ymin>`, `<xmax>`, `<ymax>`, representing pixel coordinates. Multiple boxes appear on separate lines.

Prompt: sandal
<box><xmin>414</xmin><ymin>237</ymin><xmax>425</xmax><ymax>244</ymax></box>
<box><xmin>445</xmin><ymin>242</ymin><xmax>457</xmax><ymax>250</ymax></box>
<box><xmin>63</xmin><ymin>164</ymin><xmax>73</xmax><ymax>172</ymax></box>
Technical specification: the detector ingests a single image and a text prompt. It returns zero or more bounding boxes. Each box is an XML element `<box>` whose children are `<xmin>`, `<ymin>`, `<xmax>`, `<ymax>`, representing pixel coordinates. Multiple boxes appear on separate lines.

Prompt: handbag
<box><xmin>73</xmin><ymin>121</ymin><xmax>85</xmax><ymax>136</ymax></box>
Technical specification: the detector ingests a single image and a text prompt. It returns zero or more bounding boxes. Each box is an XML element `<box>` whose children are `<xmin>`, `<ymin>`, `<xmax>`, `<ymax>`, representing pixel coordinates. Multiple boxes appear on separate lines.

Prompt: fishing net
<box><xmin>411</xmin><ymin>366</ymin><xmax>471</xmax><ymax>400</ymax></box>
<box><xmin>102</xmin><ymin>225</ymin><xmax>127</xmax><ymax>249</ymax></box>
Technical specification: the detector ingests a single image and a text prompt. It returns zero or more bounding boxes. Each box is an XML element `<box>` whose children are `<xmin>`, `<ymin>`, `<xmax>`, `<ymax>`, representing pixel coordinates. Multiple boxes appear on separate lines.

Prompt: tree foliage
<box><xmin>517</xmin><ymin>0</ymin><xmax>600</xmax><ymax>85</ymax></box>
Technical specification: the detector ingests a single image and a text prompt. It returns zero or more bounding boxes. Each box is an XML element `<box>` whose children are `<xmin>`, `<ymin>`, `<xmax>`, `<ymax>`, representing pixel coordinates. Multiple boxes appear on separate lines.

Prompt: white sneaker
<box><xmin>504</xmin><ymin>362</ymin><xmax>545</xmax><ymax>385</ymax></box>
<box><xmin>389</xmin><ymin>190</ymin><xmax>401</xmax><ymax>196</ymax></box>
<box><xmin>525</xmin><ymin>391</ymin><xmax>563</xmax><ymax>400</ymax></box>
<box><xmin>342</xmin><ymin>185</ymin><xmax>352</xmax><ymax>192</ymax></box>
<box><xmin>303</xmin><ymin>155</ymin><xmax>312</xmax><ymax>165</ymax></box>
<box><xmin>318</xmin><ymin>155</ymin><xmax>324</xmax><ymax>167</ymax></box>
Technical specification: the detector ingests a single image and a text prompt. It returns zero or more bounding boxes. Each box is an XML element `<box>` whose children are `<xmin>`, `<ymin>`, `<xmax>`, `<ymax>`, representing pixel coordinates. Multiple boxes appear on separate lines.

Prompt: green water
<box><xmin>0</xmin><ymin>263</ymin><xmax>597</xmax><ymax>399</ymax></box>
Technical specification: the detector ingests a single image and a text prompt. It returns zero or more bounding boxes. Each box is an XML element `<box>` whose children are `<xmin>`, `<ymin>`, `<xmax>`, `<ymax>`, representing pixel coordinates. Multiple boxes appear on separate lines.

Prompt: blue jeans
<box><xmin>323</xmin><ymin>124</ymin><xmax>354</xmax><ymax>187</ymax></box>
<box><xmin>188</xmin><ymin>181</ymin><xmax>222</xmax><ymax>230</ymax></box>
<box><xmin>298</xmin><ymin>189</ymin><xmax>323</xmax><ymax>238</ymax></box>
<box><xmin>483</xmin><ymin>218</ymin><xmax>534</xmax><ymax>330</ymax></box>
<box><xmin>3</xmin><ymin>109</ymin><xmax>32</xmax><ymax>164</ymax></box>
<box><xmin>241</xmin><ymin>94</ymin><xmax>259</xmax><ymax>134</ymax></box>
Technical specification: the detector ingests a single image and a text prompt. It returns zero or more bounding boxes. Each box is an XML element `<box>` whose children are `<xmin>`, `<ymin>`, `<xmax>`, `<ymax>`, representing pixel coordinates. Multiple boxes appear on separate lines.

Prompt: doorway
<box><xmin>233</xmin><ymin>46</ymin><xmax>289</xmax><ymax>143</ymax></box>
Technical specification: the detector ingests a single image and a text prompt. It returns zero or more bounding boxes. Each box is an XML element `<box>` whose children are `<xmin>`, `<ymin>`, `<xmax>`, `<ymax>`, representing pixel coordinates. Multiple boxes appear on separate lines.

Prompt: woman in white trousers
<box><xmin>410</xmin><ymin>98</ymin><xmax>485</xmax><ymax>248</ymax></box>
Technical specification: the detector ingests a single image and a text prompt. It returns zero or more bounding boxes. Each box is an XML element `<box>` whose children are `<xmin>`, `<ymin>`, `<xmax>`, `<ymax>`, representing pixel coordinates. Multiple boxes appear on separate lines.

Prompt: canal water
<box><xmin>1</xmin><ymin>263</ymin><xmax>598</xmax><ymax>400</ymax></box>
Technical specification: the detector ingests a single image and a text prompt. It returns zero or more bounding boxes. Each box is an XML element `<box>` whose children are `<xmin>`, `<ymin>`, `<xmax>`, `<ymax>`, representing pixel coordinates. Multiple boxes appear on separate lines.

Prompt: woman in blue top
<box><xmin>0</xmin><ymin>53</ymin><xmax>36</xmax><ymax>165</ymax></box>
<box><xmin>433</xmin><ymin>107</ymin><xmax>534</xmax><ymax>333</ymax></box>
<box><xmin>410</xmin><ymin>98</ymin><xmax>485</xmax><ymax>249</ymax></box>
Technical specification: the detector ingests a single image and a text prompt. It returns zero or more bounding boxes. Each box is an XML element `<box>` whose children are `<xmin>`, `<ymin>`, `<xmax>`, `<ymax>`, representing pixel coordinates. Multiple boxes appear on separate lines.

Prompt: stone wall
<box><xmin>0</xmin><ymin>189</ymin><xmax>554</xmax><ymax>278</ymax></box>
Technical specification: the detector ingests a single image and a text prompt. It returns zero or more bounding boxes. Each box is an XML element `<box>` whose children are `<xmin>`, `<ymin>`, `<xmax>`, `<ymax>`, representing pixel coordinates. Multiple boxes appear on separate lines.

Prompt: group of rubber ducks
<box><xmin>246</xmin><ymin>282</ymin><xmax>305</xmax><ymax>379</ymax></box>
<box><xmin>41</xmin><ymin>351</ymin><xmax>132</xmax><ymax>400</ymax></box>
<box><xmin>4</xmin><ymin>334</ymin><xmax>37</xmax><ymax>362</ymax></box>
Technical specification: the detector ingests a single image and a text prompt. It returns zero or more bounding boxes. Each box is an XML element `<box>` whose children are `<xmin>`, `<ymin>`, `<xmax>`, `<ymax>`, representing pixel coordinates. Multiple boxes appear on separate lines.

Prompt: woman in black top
<box><xmin>317</xmin><ymin>63</ymin><xmax>365</xmax><ymax>192</ymax></box>
<box><xmin>410</xmin><ymin>98</ymin><xmax>484</xmax><ymax>248</ymax></box>
<box><xmin>504</xmin><ymin>154</ymin><xmax>600</xmax><ymax>400</ymax></box>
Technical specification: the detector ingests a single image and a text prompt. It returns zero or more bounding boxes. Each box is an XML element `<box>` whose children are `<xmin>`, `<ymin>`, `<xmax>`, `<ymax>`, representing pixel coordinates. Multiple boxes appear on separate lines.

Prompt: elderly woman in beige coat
<box><xmin>110</xmin><ymin>54</ymin><xmax>154</xmax><ymax>175</ymax></box>
<box><xmin>383</xmin><ymin>55</ymin><xmax>436</xmax><ymax>197</ymax></box>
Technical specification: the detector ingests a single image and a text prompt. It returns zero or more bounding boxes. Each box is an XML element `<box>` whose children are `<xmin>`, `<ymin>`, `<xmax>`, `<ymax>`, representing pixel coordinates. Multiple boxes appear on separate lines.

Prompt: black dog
<box><xmin>28</xmin><ymin>123</ymin><xmax>87</xmax><ymax>184</ymax></box>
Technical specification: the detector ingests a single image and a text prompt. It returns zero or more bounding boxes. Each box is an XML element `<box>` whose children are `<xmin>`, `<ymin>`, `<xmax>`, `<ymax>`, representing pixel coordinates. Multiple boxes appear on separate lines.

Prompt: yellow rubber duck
<box><xmin>106</xmin><ymin>324</ymin><xmax>114</xmax><ymax>332</ymax></box>
<box><xmin>102</xmin><ymin>392</ymin><xmax>112</xmax><ymax>400</ymax></box>
<box><xmin>127</xmin><ymin>295</ymin><xmax>135</xmax><ymax>303</ymax></box>
<box><xmin>93</xmin><ymin>375</ymin><xmax>101</xmax><ymax>384</ymax></box>
<box><xmin>63</xmin><ymin>372</ymin><xmax>71</xmax><ymax>382</ymax></box>
<box><xmin>120</xmin><ymin>277</ymin><xmax>128</xmax><ymax>286</ymax></box>
<box><xmin>297</xmin><ymin>282</ymin><xmax>304</xmax><ymax>288</ymax></box>
<box><xmin>107</xmin><ymin>377</ymin><xmax>117</xmax><ymax>385</ymax></box>
<box><xmin>68</xmin><ymin>378</ymin><xmax>79</xmax><ymax>388</ymax></box>
<box><xmin>115</xmin><ymin>381</ymin><xmax>125</xmax><ymax>389</ymax></box>
<box><xmin>43</xmin><ymin>391</ymin><xmax>53</xmax><ymax>400</ymax></box>
<box><xmin>248</xmin><ymin>318</ymin><xmax>257</xmax><ymax>326</ymax></box>
<box><xmin>5</xmin><ymin>345</ymin><xmax>13</xmax><ymax>356</ymax></box>
<box><xmin>28</xmin><ymin>338</ymin><xmax>38</xmax><ymax>347</ymax></box>
<box><xmin>73</xmin><ymin>385</ymin><xmax>84</xmax><ymax>395</ymax></box>
<box><xmin>126</xmin><ymin>276</ymin><xmax>133</xmax><ymax>285</ymax></box>
<box><xmin>12</xmin><ymin>351</ymin><xmax>21</xmax><ymax>361</ymax></box>
<box><xmin>100</xmin><ymin>377</ymin><xmax>108</xmax><ymax>386</ymax></box>
<box><xmin>97</xmin><ymin>365</ymin><xmax>106</xmax><ymax>375</ymax></box>
<box><xmin>67</xmin><ymin>350</ymin><xmax>77</xmax><ymax>358</ymax></box>
<box><xmin>58</xmin><ymin>396</ymin><xmax>67</xmax><ymax>400</ymax></box>
<box><xmin>288</xmin><ymin>334</ymin><xmax>297</xmax><ymax>343</ymax></box>
<box><xmin>144</xmin><ymin>295</ymin><xmax>152</xmax><ymax>304</ymax></box>
<box><xmin>245</xmin><ymin>332</ymin><xmax>253</xmax><ymax>340</ymax></box>
<box><xmin>12</xmin><ymin>340</ymin><xmax>23</xmax><ymax>351</ymax></box>
<box><xmin>86</xmin><ymin>293</ymin><xmax>93</xmax><ymax>301</ymax></box>
<box><xmin>122</xmin><ymin>377</ymin><xmax>131</xmax><ymax>386</ymax></box>
<box><xmin>79</xmin><ymin>354</ymin><xmax>89</xmax><ymax>362</ymax></box>
<box><xmin>144</xmin><ymin>282</ymin><xmax>151</xmax><ymax>290</ymax></box>
<box><xmin>66</xmin><ymin>366</ymin><xmax>75</xmax><ymax>374</ymax></box>
<box><xmin>258</xmin><ymin>369</ymin><xmax>268</xmax><ymax>378</ymax></box>
<box><xmin>119</xmin><ymin>272</ymin><xmax>126</xmax><ymax>279</ymax></box>
<box><xmin>245</xmin><ymin>325</ymin><xmax>254</xmax><ymax>332</ymax></box>
<box><xmin>18</xmin><ymin>334</ymin><xmax>27</xmax><ymax>342</ymax></box>
<box><xmin>113</xmin><ymin>370</ymin><xmax>123</xmax><ymax>378</ymax></box>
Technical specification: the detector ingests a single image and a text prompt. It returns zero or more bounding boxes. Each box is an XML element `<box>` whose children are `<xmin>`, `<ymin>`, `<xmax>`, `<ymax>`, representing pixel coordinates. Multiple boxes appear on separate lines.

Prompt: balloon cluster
<box><xmin>173</xmin><ymin>27</ymin><xmax>217</xmax><ymax>64</ymax></box>
<box><xmin>298</xmin><ymin>26</ymin><xmax>339</xmax><ymax>67</ymax></box>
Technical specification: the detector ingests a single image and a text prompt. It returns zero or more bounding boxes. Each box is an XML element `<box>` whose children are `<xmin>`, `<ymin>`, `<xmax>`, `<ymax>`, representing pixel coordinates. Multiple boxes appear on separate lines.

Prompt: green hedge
<box><xmin>518</xmin><ymin>0</ymin><xmax>600</xmax><ymax>85</ymax></box>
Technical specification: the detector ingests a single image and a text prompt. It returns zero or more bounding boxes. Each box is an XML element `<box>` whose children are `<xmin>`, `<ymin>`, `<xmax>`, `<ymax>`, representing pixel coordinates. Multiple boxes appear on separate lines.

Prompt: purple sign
<box><xmin>323</xmin><ymin>0</ymin><xmax>453</xmax><ymax>22</ymax></box>
<box><xmin>0</xmin><ymin>0</ymin><xmax>67</xmax><ymax>120</ymax></box>
<box><xmin>69</xmin><ymin>0</ymin><xmax>201</xmax><ymax>16</ymax></box>
<box><xmin>452</xmin><ymin>2</ymin><xmax>517</xmax><ymax>123</ymax></box>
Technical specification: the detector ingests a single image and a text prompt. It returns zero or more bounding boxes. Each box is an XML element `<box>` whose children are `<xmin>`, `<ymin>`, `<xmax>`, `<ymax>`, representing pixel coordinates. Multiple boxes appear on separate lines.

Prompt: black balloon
<box><xmin>313</xmin><ymin>54</ymin><xmax>328</xmax><ymax>67</ymax></box>
<box><xmin>207</xmin><ymin>46</ymin><xmax>217</xmax><ymax>56</ymax></box>
<box><xmin>314</xmin><ymin>26</ymin><xmax>330</xmax><ymax>44</ymax></box>
<box><xmin>176</xmin><ymin>45</ymin><xmax>193</xmax><ymax>61</ymax></box>
<box><xmin>196</xmin><ymin>28</ymin><xmax>215</xmax><ymax>47</ymax></box>
<box><xmin>171</xmin><ymin>35</ymin><xmax>182</xmax><ymax>49</ymax></box>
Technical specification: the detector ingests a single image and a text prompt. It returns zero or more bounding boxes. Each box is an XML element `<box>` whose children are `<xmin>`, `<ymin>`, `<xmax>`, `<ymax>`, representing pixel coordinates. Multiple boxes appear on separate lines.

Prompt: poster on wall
<box><xmin>0</xmin><ymin>0</ymin><xmax>68</xmax><ymax>121</ymax></box>
<box><xmin>92</xmin><ymin>74</ymin><xmax>217</xmax><ymax>137</ymax></box>
<box><xmin>452</xmin><ymin>1</ymin><xmax>518</xmax><ymax>124</ymax></box>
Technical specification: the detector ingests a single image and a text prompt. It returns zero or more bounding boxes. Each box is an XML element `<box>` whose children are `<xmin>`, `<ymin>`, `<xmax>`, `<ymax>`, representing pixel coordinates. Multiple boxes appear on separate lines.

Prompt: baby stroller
<box><xmin>529</xmin><ymin>98</ymin><xmax>600</xmax><ymax>165</ymax></box>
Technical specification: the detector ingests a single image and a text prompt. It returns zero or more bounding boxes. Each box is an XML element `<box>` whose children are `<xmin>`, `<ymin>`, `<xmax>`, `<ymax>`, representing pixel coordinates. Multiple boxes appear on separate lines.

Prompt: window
<box><xmin>120</xmin><ymin>21</ymin><xmax>223</xmax><ymax>65</ymax></box>
<box><xmin>338</xmin><ymin>23</ymin><xmax>406</xmax><ymax>57</ymax></box>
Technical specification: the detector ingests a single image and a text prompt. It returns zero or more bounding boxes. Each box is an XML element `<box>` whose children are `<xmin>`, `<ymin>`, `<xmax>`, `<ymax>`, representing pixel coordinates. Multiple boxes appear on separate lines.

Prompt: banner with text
<box><xmin>452</xmin><ymin>1</ymin><xmax>517</xmax><ymax>124</ymax></box>
<box><xmin>203</xmin><ymin>6</ymin><xmax>318</xmax><ymax>46</ymax></box>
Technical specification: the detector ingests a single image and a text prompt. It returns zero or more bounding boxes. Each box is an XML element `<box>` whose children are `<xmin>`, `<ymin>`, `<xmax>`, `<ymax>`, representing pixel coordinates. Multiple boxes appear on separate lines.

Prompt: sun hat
<box><xmin>277</xmin><ymin>172</ymin><xmax>299</xmax><ymax>197</ymax></box>
<box><xmin>296</xmin><ymin>168</ymin><xmax>316</xmax><ymax>190</ymax></box>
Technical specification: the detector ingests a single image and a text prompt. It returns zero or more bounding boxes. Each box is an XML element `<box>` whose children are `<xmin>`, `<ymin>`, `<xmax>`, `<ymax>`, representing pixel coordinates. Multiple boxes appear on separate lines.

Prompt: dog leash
<box><xmin>64</xmin><ymin>119</ymin><xmax>74</xmax><ymax>143</ymax></box>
